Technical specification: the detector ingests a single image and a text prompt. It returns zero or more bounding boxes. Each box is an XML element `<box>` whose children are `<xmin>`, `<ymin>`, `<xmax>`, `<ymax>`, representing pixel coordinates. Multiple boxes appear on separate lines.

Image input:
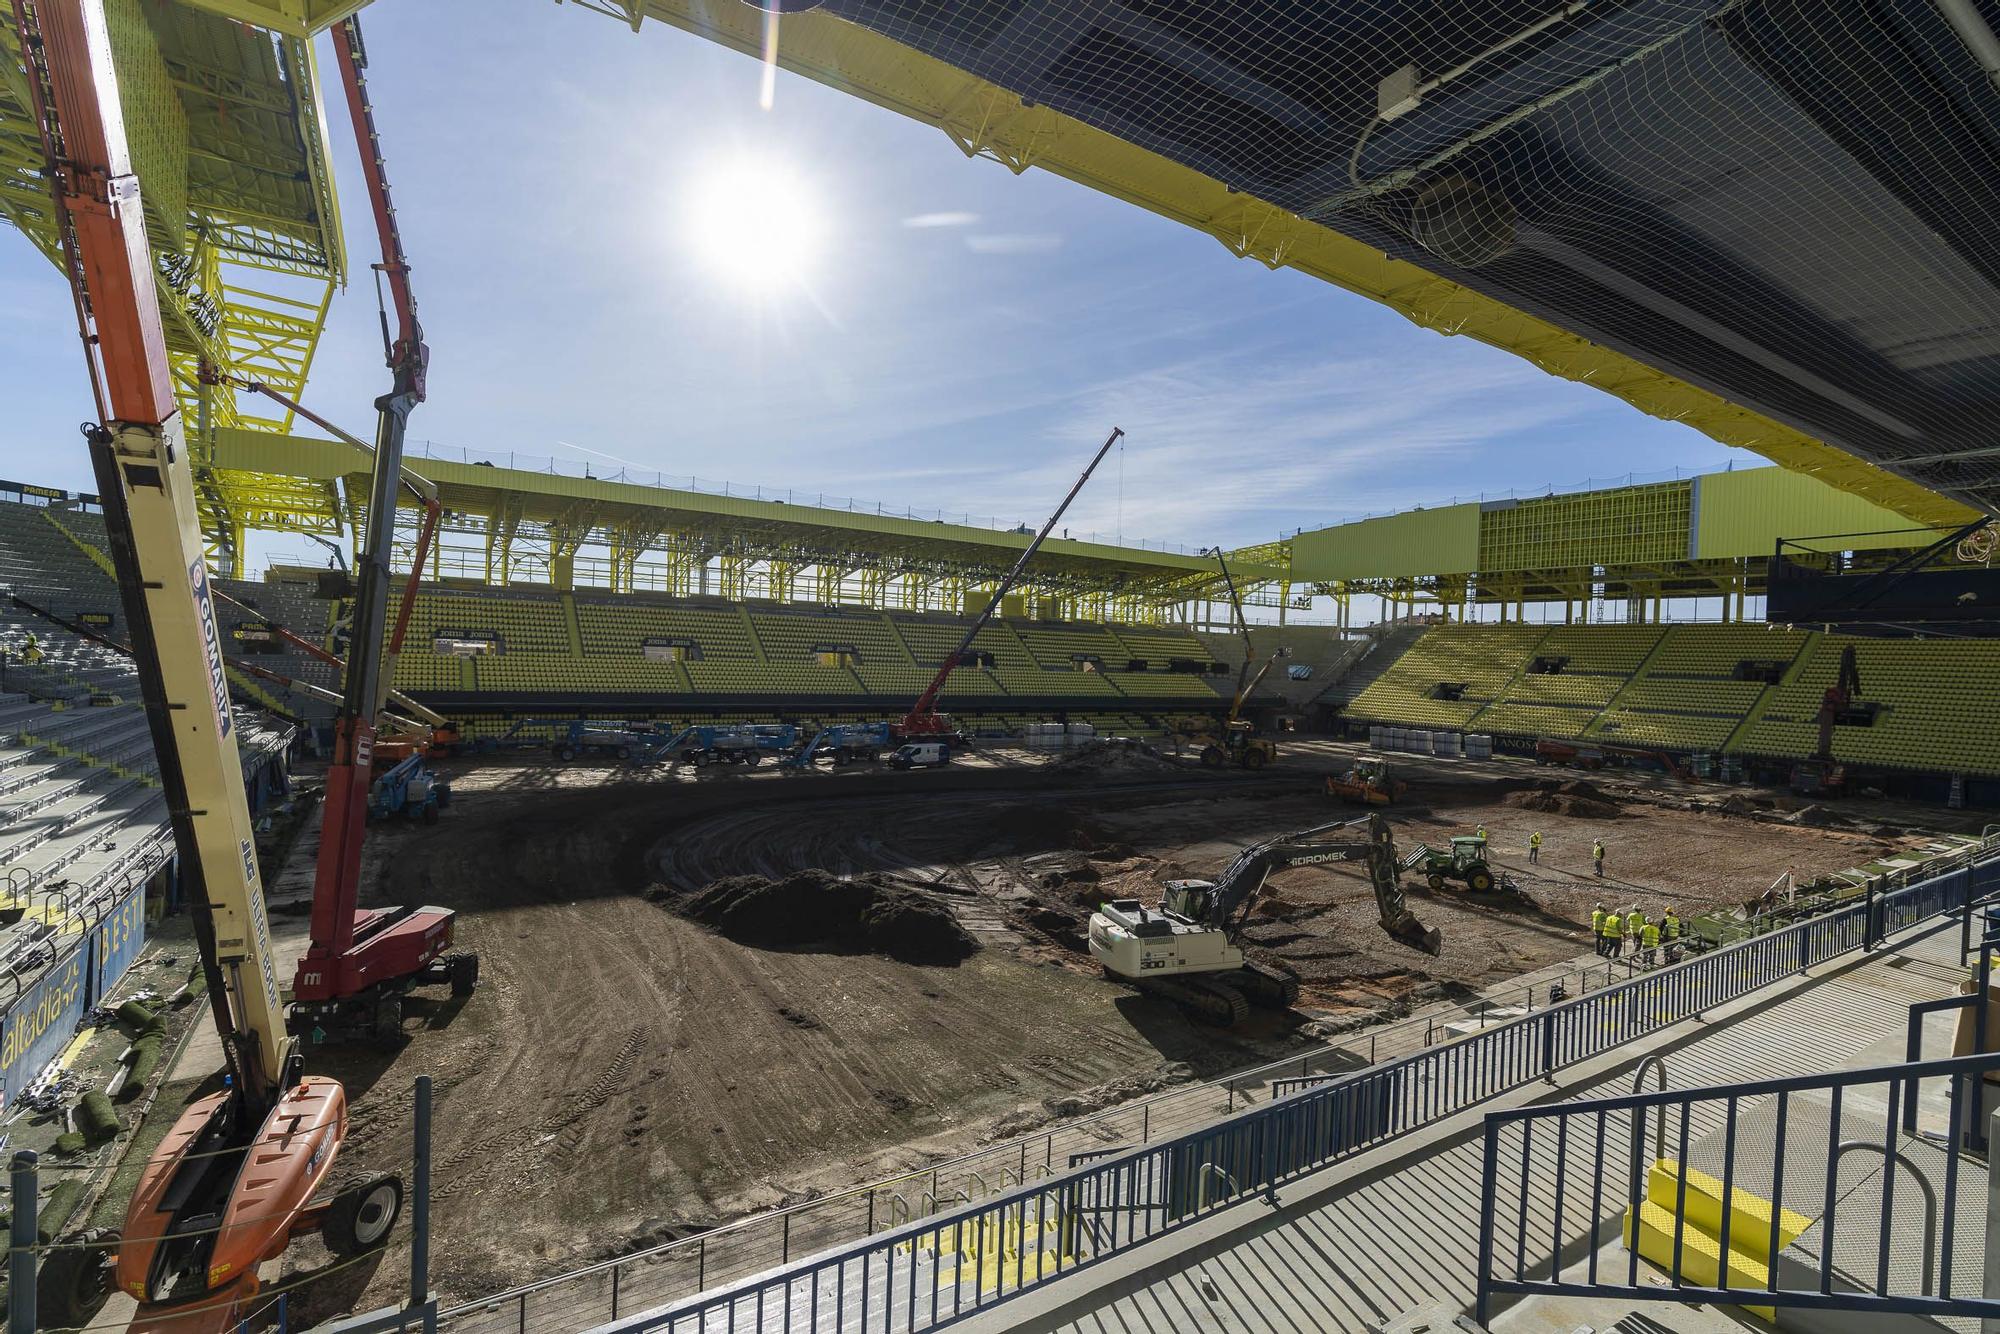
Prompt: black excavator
<box><xmin>1087</xmin><ymin>814</ymin><xmax>1442</xmax><ymax>1024</ymax></box>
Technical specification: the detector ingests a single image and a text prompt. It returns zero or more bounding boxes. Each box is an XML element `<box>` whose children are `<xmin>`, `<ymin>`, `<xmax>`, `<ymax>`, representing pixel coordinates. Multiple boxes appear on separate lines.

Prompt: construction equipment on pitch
<box><xmin>1087</xmin><ymin>814</ymin><xmax>1441</xmax><ymax>1025</ymax></box>
<box><xmin>287</xmin><ymin>16</ymin><xmax>476</xmax><ymax>1051</ymax></box>
<box><xmin>369</xmin><ymin>753</ymin><xmax>453</xmax><ymax>824</ymax></box>
<box><xmin>1182</xmin><ymin>548</ymin><xmax>1282</xmax><ymax>770</ymax></box>
<box><xmin>1791</xmin><ymin>643</ymin><xmax>1863</xmax><ymax>797</ymax></box>
<box><xmin>21</xmin><ymin>9</ymin><xmax>426</xmax><ymax>1325</ymax></box>
<box><xmin>895</xmin><ymin>426</ymin><xmax>1122</xmax><ymax>747</ymax></box>
<box><xmin>783</xmin><ymin>721</ymin><xmax>896</xmax><ymax>768</ymax></box>
<box><xmin>1325</xmin><ymin>755</ymin><xmax>1407</xmax><ymax>806</ymax></box>
<box><xmin>654</xmin><ymin>723</ymin><xmax>798</xmax><ymax>766</ymax></box>
<box><xmin>210</xmin><ymin>585</ymin><xmax>464</xmax><ymax>768</ymax></box>
<box><xmin>1535</xmin><ymin>737</ymin><xmax>1692</xmax><ymax>781</ymax></box>
<box><xmin>1401</xmin><ymin>835</ymin><xmax>1513</xmax><ymax>894</ymax></box>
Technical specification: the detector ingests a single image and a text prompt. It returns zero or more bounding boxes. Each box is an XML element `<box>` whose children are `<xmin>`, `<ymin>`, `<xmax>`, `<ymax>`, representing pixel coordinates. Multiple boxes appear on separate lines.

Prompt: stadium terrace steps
<box><xmin>1348</xmin><ymin>621</ymin><xmax>2000</xmax><ymax>777</ymax></box>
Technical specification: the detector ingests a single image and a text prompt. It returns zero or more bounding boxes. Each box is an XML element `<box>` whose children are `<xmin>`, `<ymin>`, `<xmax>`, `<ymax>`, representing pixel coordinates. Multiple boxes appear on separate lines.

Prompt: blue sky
<box><xmin>0</xmin><ymin>0</ymin><xmax>1754</xmax><ymax>555</ymax></box>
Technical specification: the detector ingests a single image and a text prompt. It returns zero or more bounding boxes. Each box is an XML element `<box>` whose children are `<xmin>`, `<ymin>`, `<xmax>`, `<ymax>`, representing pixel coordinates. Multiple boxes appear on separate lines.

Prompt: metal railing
<box><xmin>528</xmin><ymin>826</ymin><xmax>2000</xmax><ymax>1332</ymax></box>
<box><xmin>435</xmin><ymin>941</ymin><xmax>1727</xmax><ymax>1334</ymax></box>
<box><xmin>1475</xmin><ymin>1047</ymin><xmax>2000</xmax><ymax>1325</ymax></box>
<box><xmin>434</xmin><ymin>835</ymin><xmax>1998</xmax><ymax>1333</ymax></box>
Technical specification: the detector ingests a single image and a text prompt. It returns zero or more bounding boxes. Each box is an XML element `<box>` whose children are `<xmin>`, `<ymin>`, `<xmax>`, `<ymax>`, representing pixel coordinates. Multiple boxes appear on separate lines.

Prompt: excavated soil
<box><xmin>1505</xmin><ymin>779</ymin><xmax>1626</xmax><ymax>819</ymax></box>
<box><xmin>652</xmin><ymin>870</ymin><xmax>977</xmax><ymax>964</ymax></box>
<box><xmin>297</xmin><ymin>748</ymin><xmax>1945</xmax><ymax>1312</ymax></box>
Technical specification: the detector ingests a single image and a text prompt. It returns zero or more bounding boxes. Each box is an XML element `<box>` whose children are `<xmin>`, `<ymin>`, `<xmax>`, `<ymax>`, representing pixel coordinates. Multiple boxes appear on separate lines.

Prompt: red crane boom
<box><xmin>898</xmin><ymin>427</ymin><xmax>1123</xmax><ymax>740</ymax></box>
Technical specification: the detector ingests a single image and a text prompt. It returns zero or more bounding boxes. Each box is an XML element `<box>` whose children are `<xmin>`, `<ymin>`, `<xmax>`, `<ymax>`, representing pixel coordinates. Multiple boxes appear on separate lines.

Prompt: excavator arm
<box><xmin>1181</xmin><ymin>815</ymin><xmax>1441</xmax><ymax>955</ymax></box>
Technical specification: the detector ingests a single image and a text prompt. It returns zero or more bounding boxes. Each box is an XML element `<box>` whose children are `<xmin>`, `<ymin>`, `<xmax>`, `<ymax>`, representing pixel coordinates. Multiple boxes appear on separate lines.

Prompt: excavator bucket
<box><xmin>1383</xmin><ymin>911</ymin><xmax>1444</xmax><ymax>957</ymax></box>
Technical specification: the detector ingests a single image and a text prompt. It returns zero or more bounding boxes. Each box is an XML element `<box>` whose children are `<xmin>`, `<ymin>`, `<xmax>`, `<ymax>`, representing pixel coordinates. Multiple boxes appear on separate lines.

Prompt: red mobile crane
<box><xmin>895</xmin><ymin>427</ymin><xmax>1123</xmax><ymax>743</ymax></box>
<box><xmin>290</xmin><ymin>17</ymin><xmax>475</xmax><ymax>1045</ymax></box>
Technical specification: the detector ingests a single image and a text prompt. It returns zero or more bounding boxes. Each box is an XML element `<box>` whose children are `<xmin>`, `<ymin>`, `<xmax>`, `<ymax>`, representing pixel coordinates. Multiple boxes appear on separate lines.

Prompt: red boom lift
<box><xmin>290</xmin><ymin>17</ymin><xmax>475</xmax><ymax>1044</ymax></box>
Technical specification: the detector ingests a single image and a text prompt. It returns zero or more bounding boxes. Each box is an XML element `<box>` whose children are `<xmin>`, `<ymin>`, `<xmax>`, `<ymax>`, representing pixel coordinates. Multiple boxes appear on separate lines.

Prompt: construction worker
<box><xmin>1598</xmin><ymin>906</ymin><xmax>1624</xmax><ymax>957</ymax></box>
<box><xmin>1641</xmin><ymin>916</ymin><xmax>1661</xmax><ymax>966</ymax></box>
<box><xmin>1590</xmin><ymin>902</ymin><xmax>1607</xmax><ymax>955</ymax></box>
<box><xmin>1593</xmin><ymin>838</ymin><xmax>1606</xmax><ymax>878</ymax></box>
<box><xmin>1528</xmin><ymin>830</ymin><xmax>1542</xmax><ymax>865</ymax></box>
<box><xmin>22</xmin><ymin>631</ymin><xmax>41</xmax><ymax>665</ymax></box>
<box><xmin>1475</xmin><ymin>823</ymin><xmax>1488</xmax><ymax>843</ymax></box>
<box><xmin>1662</xmin><ymin>907</ymin><xmax>1682</xmax><ymax>960</ymax></box>
<box><xmin>1624</xmin><ymin>905</ymin><xmax>1645</xmax><ymax>957</ymax></box>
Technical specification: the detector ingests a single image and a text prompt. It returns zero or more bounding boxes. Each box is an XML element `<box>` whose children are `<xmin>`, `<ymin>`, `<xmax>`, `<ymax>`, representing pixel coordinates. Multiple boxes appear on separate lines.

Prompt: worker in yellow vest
<box><xmin>1599</xmin><ymin>907</ymin><xmax>1625</xmax><ymax>957</ymax></box>
<box><xmin>1641</xmin><ymin>917</ymin><xmax>1661</xmax><ymax>967</ymax></box>
<box><xmin>1624</xmin><ymin>906</ymin><xmax>1645</xmax><ymax>955</ymax></box>
<box><xmin>1528</xmin><ymin>830</ymin><xmax>1542</xmax><ymax>865</ymax></box>
<box><xmin>1593</xmin><ymin>839</ymin><xmax>1606</xmax><ymax>878</ymax></box>
<box><xmin>1474</xmin><ymin>823</ymin><xmax>1488</xmax><ymax>843</ymax></box>
<box><xmin>1590</xmin><ymin>903</ymin><xmax>1607</xmax><ymax>955</ymax></box>
<box><xmin>1662</xmin><ymin>907</ymin><xmax>1682</xmax><ymax>960</ymax></box>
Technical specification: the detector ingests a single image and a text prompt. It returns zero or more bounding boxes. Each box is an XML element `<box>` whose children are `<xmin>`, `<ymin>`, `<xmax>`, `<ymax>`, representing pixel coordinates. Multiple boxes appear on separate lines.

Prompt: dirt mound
<box><xmin>1787</xmin><ymin>803</ymin><xmax>1844</xmax><ymax>828</ymax></box>
<box><xmin>653</xmin><ymin>870</ymin><xmax>977</xmax><ymax>965</ymax></box>
<box><xmin>1052</xmin><ymin>739</ymin><xmax>1183</xmax><ymax>773</ymax></box>
<box><xmin>1504</xmin><ymin>788</ymin><xmax>1622</xmax><ymax>818</ymax></box>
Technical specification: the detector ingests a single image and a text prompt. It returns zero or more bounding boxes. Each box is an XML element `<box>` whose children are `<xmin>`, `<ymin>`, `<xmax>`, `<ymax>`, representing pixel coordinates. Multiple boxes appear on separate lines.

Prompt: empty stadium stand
<box><xmin>1344</xmin><ymin>619</ymin><xmax>2000</xmax><ymax>785</ymax></box>
<box><xmin>0</xmin><ymin>498</ymin><xmax>298</xmax><ymax>1045</ymax></box>
<box><xmin>383</xmin><ymin>581</ymin><xmax>1231</xmax><ymax>718</ymax></box>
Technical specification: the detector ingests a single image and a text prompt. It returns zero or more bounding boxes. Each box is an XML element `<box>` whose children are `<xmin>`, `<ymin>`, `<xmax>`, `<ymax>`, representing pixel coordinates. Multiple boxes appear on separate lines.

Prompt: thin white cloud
<box><xmin>901</xmin><ymin>211</ymin><xmax>980</xmax><ymax>228</ymax></box>
<box><xmin>964</xmin><ymin>233</ymin><xmax>1064</xmax><ymax>255</ymax></box>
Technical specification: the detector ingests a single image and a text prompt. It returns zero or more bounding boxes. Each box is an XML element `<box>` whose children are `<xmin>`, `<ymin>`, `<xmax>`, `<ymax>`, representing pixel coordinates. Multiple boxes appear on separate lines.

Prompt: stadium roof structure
<box><xmin>571</xmin><ymin>0</ymin><xmax>2000</xmax><ymax>531</ymax></box>
<box><xmin>0</xmin><ymin>0</ymin><xmax>347</xmax><ymax>566</ymax></box>
<box><xmin>1286</xmin><ymin>462</ymin><xmax>1946</xmax><ymax>613</ymax></box>
<box><xmin>212</xmin><ymin>428</ymin><xmax>1285</xmax><ymax>616</ymax></box>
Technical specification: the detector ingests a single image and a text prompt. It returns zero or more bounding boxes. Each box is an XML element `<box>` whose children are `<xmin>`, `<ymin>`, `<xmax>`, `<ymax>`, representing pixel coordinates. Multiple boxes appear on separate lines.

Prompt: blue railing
<box><xmin>576</xmin><ymin>841</ymin><xmax>2000</xmax><ymax>1333</ymax></box>
<box><xmin>1475</xmin><ymin>1047</ymin><xmax>2000</xmax><ymax>1324</ymax></box>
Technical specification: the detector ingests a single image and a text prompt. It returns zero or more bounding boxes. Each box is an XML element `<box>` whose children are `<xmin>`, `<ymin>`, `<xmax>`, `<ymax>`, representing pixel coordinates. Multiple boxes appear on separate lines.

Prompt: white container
<box><xmin>1437</xmin><ymin>732</ymin><xmax>1464</xmax><ymax>757</ymax></box>
<box><xmin>1369</xmin><ymin>725</ymin><xmax>1384</xmax><ymax>749</ymax></box>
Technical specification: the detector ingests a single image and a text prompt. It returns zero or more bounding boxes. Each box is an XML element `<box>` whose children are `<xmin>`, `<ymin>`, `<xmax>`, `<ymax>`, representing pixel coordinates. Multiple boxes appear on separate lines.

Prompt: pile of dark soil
<box><xmin>1504</xmin><ymin>784</ymin><xmax>1623</xmax><ymax>818</ymax></box>
<box><xmin>650</xmin><ymin>870</ymin><xmax>977</xmax><ymax>965</ymax></box>
<box><xmin>1051</xmin><ymin>739</ymin><xmax>1183</xmax><ymax>773</ymax></box>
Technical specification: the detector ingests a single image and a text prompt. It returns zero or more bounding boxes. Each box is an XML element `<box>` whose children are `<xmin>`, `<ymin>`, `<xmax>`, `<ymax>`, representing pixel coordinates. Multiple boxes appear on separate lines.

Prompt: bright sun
<box><xmin>686</xmin><ymin>156</ymin><xmax>826</xmax><ymax>294</ymax></box>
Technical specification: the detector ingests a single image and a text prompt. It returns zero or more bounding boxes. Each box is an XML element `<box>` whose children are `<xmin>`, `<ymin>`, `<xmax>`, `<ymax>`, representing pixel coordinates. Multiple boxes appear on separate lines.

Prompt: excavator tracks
<box><xmin>1138</xmin><ymin>976</ymin><xmax>1253</xmax><ymax>1026</ymax></box>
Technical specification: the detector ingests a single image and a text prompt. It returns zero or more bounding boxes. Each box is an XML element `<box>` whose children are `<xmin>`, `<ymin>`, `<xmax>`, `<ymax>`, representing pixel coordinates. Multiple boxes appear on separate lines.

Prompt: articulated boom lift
<box><xmin>291</xmin><ymin>15</ymin><xmax>474</xmax><ymax>1044</ymax></box>
<box><xmin>1089</xmin><ymin>814</ymin><xmax>1441</xmax><ymax>1024</ymax></box>
<box><xmin>18</xmin><ymin>2</ymin><xmax>401</xmax><ymax>1326</ymax></box>
<box><xmin>896</xmin><ymin>426</ymin><xmax>1123</xmax><ymax>743</ymax></box>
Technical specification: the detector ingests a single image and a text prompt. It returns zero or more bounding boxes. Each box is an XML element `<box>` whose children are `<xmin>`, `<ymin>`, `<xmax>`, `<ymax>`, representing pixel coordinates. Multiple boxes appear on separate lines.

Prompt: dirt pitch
<box><xmin>291</xmin><ymin>742</ymin><xmax>1945</xmax><ymax>1308</ymax></box>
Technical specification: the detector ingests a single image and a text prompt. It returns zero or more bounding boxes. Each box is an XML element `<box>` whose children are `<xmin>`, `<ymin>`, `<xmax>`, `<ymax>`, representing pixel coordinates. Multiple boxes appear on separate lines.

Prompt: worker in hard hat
<box><xmin>1590</xmin><ymin>902</ymin><xmax>1607</xmax><ymax>956</ymax></box>
<box><xmin>1475</xmin><ymin>823</ymin><xmax>1488</xmax><ymax>843</ymax></box>
<box><xmin>1641</xmin><ymin>916</ymin><xmax>1661</xmax><ymax>967</ymax></box>
<box><xmin>1528</xmin><ymin>830</ymin><xmax>1542</xmax><ymax>865</ymax></box>
<box><xmin>1598</xmin><ymin>906</ymin><xmax>1624</xmax><ymax>958</ymax></box>
<box><xmin>1624</xmin><ymin>905</ymin><xmax>1645</xmax><ymax>957</ymax></box>
<box><xmin>1662</xmin><ymin>906</ymin><xmax>1682</xmax><ymax>961</ymax></box>
<box><xmin>1593</xmin><ymin>838</ymin><xmax>1606</xmax><ymax>878</ymax></box>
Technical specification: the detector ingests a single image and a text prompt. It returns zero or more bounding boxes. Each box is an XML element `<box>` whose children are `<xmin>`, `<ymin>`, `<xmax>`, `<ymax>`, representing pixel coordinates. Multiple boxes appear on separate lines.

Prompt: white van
<box><xmin>888</xmin><ymin>742</ymin><xmax>950</xmax><ymax>770</ymax></box>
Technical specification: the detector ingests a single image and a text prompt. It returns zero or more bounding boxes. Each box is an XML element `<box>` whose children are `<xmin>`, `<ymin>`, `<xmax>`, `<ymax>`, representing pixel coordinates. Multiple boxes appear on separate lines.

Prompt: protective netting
<box><xmin>814</xmin><ymin>0</ymin><xmax>2000</xmax><ymax>511</ymax></box>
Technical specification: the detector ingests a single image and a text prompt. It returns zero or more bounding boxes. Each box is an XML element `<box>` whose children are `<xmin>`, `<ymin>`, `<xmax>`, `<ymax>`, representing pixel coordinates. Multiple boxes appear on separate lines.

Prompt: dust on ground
<box><xmin>292</xmin><ymin>748</ymin><xmax>1944</xmax><ymax>1312</ymax></box>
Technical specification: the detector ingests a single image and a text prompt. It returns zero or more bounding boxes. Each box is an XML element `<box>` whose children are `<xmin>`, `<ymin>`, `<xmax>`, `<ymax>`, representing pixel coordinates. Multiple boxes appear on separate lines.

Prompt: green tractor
<box><xmin>1401</xmin><ymin>835</ymin><xmax>1499</xmax><ymax>894</ymax></box>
